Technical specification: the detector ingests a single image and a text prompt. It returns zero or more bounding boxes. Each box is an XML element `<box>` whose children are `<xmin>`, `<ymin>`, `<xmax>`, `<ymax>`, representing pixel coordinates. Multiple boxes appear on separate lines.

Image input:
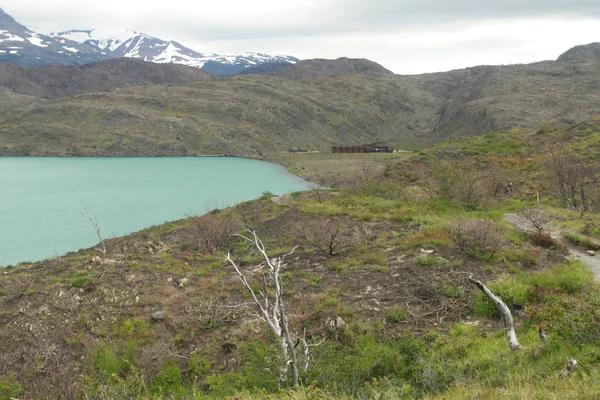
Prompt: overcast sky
<box><xmin>3</xmin><ymin>0</ymin><xmax>600</xmax><ymax>74</ymax></box>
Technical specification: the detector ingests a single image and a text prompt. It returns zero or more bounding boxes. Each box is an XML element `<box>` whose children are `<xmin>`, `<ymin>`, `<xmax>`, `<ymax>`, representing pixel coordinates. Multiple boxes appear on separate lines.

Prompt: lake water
<box><xmin>0</xmin><ymin>157</ymin><xmax>309</xmax><ymax>267</ymax></box>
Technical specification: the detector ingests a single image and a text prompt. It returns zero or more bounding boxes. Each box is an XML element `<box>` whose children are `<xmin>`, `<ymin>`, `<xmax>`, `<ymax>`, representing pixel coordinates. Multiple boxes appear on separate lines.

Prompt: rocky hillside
<box><xmin>2</xmin><ymin>51</ymin><xmax>600</xmax><ymax>156</ymax></box>
<box><xmin>0</xmin><ymin>58</ymin><xmax>213</xmax><ymax>99</ymax></box>
<box><xmin>275</xmin><ymin>57</ymin><xmax>394</xmax><ymax>80</ymax></box>
<box><xmin>557</xmin><ymin>42</ymin><xmax>600</xmax><ymax>62</ymax></box>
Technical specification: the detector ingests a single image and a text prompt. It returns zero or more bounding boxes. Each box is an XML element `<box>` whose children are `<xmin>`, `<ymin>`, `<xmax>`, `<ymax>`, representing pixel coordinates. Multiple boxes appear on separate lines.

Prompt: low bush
<box><xmin>528</xmin><ymin>233</ymin><xmax>564</xmax><ymax>250</ymax></box>
<box><xmin>446</xmin><ymin>218</ymin><xmax>506</xmax><ymax>261</ymax></box>
<box><xmin>0</xmin><ymin>373</ymin><xmax>22</xmax><ymax>400</ymax></box>
<box><xmin>387</xmin><ymin>308</ymin><xmax>408</xmax><ymax>324</ymax></box>
<box><xmin>151</xmin><ymin>364</ymin><xmax>187</xmax><ymax>397</ymax></box>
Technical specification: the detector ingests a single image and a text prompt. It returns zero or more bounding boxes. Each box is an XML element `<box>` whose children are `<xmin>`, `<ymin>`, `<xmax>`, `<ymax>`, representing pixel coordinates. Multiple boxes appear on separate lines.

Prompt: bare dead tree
<box><xmin>300</xmin><ymin>327</ymin><xmax>326</xmax><ymax>377</ymax></box>
<box><xmin>226</xmin><ymin>230</ymin><xmax>300</xmax><ymax>387</ymax></box>
<box><xmin>361</xmin><ymin>160</ymin><xmax>376</xmax><ymax>182</ymax></box>
<box><xmin>75</xmin><ymin>198</ymin><xmax>106</xmax><ymax>256</ymax></box>
<box><xmin>518</xmin><ymin>206</ymin><xmax>551</xmax><ymax>234</ymax></box>
<box><xmin>548</xmin><ymin>144</ymin><xmax>598</xmax><ymax>215</ymax></box>
<box><xmin>469</xmin><ymin>276</ymin><xmax>520</xmax><ymax>351</ymax></box>
<box><xmin>237</xmin><ymin>206</ymin><xmax>263</xmax><ymax>231</ymax></box>
<box><xmin>185</xmin><ymin>210</ymin><xmax>240</xmax><ymax>254</ymax></box>
<box><xmin>294</xmin><ymin>216</ymin><xmax>361</xmax><ymax>256</ymax></box>
<box><xmin>431</xmin><ymin>161</ymin><xmax>486</xmax><ymax>208</ymax></box>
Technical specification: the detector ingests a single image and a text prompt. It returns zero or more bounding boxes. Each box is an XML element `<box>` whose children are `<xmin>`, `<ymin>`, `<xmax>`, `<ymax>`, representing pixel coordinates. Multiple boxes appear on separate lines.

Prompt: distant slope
<box><xmin>275</xmin><ymin>57</ymin><xmax>394</xmax><ymax>80</ymax></box>
<box><xmin>0</xmin><ymin>74</ymin><xmax>441</xmax><ymax>156</ymax></box>
<box><xmin>557</xmin><ymin>43</ymin><xmax>600</xmax><ymax>62</ymax></box>
<box><xmin>2</xmin><ymin>50</ymin><xmax>600</xmax><ymax>156</ymax></box>
<box><xmin>421</xmin><ymin>61</ymin><xmax>600</xmax><ymax>141</ymax></box>
<box><xmin>236</xmin><ymin>62</ymin><xmax>295</xmax><ymax>76</ymax></box>
<box><xmin>0</xmin><ymin>58</ymin><xmax>213</xmax><ymax>99</ymax></box>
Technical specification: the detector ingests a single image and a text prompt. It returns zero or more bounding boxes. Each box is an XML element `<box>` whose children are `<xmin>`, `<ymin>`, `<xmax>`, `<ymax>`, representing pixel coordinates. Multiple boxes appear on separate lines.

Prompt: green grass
<box><xmin>564</xmin><ymin>232</ymin><xmax>600</xmax><ymax>251</ymax></box>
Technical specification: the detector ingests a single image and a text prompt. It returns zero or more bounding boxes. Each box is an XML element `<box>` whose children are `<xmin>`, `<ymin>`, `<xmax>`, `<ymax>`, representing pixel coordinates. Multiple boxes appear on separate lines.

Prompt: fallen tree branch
<box><xmin>469</xmin><ymin>276</ymin><xmax>520</xmax><ymax>351</ymax></box>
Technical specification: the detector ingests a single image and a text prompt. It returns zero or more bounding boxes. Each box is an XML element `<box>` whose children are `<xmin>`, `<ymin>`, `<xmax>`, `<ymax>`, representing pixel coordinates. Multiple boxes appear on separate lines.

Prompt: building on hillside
<box><xmin>331</xmin><ymin>143</ymin><xmax>394</xmax><ymax>153</ymax></box>
<box><xmin>288</xmin><ymin>147</ymin><xmax>309</xmax><ymax>153</ymax></box>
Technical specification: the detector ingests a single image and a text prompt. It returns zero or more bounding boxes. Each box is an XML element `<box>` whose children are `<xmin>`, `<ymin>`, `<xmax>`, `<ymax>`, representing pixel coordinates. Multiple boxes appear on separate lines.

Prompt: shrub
<box><xmin>91</xmin><ymin>344</ymin><xmax>122</xmax><ymax>378</ymax></box>
<box><xmin>387</xmin><ymin>308</ymin><xmax>407</xmax><ymax>324</ymax></box>
<box><xmin>0</xmin><ymin>373</ymin><xmax>22</xmax><ymax>400</ymax></box>
<box><xmin>184</xmin><ymin>211</ymin><xmax>240</xmax><ymax>254</ymax></box>
<box><xmin>446</xmin><ymin>219</ymin><xmax>506</xmax><ymax>261</ymax></box>
<box><xmin>151</xmin><ymin>364</ymin><xmax>186</xmax><ymax>397</ymax></box>
<box><xmin>582</xmin><ymin>221</ymin><xmax>600</xmax><ymax>238</ymax></box>
<box><xmin>415</xmin><ymin>256</ymin><xmax>444</xmax><ymax>267</ymax></box>
<box><xmin>69</xmin><ymin>271</ymin><xmax>91</xmax><ymax>288</ymax></box>
<box><xmin>528</xmin><ymin>233</ymin><xmax>564</xmax><ymax>250</ymax></box>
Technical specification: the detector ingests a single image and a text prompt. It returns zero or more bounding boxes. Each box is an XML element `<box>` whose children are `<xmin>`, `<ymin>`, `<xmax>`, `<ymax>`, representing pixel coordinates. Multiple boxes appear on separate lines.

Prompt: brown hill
<box><xmin>557</xmin><ymin>42</ymin><xmax>600</xmax><ymax>62</ymax></box>
<box><xmin>2</xmin><ymin>53</ymin><xmax>600</xmax><ymax>156</ymax></box>
<box><xmin>0</xmin><ymin>58</ymin><xmax>213</xmax><ymax>99</ymax></box>
<box><xmin>275</xmin><ymin>57</ymin><xmax>394</xmax><ymax>80</ymax></box>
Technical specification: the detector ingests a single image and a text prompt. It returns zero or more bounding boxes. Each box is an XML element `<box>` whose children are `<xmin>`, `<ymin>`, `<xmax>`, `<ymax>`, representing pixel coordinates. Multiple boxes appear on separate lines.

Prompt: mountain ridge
<box><xmin>0</xmin><ymin>8</ymin><xmax>298</xmax><ymax>75</ymax></box>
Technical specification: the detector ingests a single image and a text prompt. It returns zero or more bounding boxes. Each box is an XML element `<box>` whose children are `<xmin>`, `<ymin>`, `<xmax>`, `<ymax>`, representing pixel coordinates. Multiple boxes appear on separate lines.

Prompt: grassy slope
<box><xmin>1</xmin><ymin>118</ymin><xmax>600</xmax><ymax>399</ymax></box>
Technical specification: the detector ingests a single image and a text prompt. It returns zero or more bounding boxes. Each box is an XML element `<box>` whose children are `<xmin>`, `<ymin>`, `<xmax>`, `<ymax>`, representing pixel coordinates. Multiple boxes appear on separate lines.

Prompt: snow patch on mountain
<box><xmin>49</xmin><ymin>28</ymin><xmax>298</xmax><ymax>73</ymax></box>
<box><xmin>27</xmin><ymin>34</ymin><xmax>48</xmax><ymax>47</ymax></box>
<box><xmin>2</xmin><ymin>8</ymin><xmax>298</xmax><ymax>73</ymax></box>
<box><xmin>0</xmin><ymin>30</ymin><xmax>25</xmax><ymax>42</ymax></box>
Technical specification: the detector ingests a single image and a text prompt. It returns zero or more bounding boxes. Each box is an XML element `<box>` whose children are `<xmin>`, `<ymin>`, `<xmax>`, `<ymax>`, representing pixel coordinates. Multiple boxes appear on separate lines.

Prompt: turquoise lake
<box><xmin>0</xmin><ymin>157</ymin><xmax>309</xmax><ymax>267</ymax></box>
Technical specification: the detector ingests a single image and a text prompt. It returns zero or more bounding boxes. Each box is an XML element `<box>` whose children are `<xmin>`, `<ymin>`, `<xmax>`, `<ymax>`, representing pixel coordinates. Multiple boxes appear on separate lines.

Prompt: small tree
<box><xmin>547</xmin><ymin>144</ymin><xmax>598</xmax><ymax>215</ymax></box>
<box><xmin>226</xmin><ymin>231</ymin><xmax>300</xmax><ymax>386</ymax></box>
<box><xmin>518</xmin><ymin>206</ymin><xmax>551</xmax><ymax>234</ymax></box>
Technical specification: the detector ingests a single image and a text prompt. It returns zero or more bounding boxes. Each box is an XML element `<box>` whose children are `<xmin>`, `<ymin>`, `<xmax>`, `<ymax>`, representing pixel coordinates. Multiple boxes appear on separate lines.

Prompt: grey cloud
<box><xmin>135</xmin><ymin>0</ymin><xmax>600</xmax><ymax>43</ymax></box>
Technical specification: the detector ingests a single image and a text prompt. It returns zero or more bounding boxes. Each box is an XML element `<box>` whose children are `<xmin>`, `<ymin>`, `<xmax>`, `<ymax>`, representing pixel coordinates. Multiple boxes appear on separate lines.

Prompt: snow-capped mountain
<box><xmin>49</xmin><ymin>28</ymin><xmax>298</xmax><ymax>75</ymax></box>
<box><xmin>0</xmin><ymin>8</ymin><xmax>298</xmax><ymax>74</ymax></box>
<box><xmin>0</xmin><ymin>8</ymin><xmax>103</xmax><ymax>67</ymax></box>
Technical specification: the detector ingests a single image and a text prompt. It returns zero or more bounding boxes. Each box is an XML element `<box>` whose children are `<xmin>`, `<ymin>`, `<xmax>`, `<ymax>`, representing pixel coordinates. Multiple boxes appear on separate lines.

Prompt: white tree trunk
<box><xmin>469</xmin><ymin>276</ymin><xmax>520</xmax><ymax>351</ymax></box>
<box><xmin>561</xmin><ymin>357</ymin><xmax>577</xmax><ymax>377</ymax></box>
<box><xmin>226</xmin><ymin>231</ymin><xmax>301</xmax><ymax>387</ymax></box>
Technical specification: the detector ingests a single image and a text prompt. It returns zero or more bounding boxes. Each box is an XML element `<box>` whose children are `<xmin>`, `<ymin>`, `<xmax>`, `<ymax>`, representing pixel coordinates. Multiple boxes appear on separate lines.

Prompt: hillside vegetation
<box><xmin>1</xmin><ymin>117</ymin><xmax>600</xmax><ymax>399</ymax></box>
<box><xmin>2</xmin><ymin>56</ymin><xmax>600</xmax><ymax>155</ymax></box>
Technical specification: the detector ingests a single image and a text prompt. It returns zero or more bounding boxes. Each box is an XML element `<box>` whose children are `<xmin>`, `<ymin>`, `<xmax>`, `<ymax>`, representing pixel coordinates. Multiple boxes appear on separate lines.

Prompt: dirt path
<box><xmin>503</xmin><ymin>214</ymin><xmax>600</xmax><ymax>281</ymax></box>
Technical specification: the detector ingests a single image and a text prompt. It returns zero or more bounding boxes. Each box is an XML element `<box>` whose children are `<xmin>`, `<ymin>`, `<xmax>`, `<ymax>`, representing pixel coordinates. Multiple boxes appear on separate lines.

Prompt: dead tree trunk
<box><xmin>300</xmin><ymin>327</ymin><xmax>326</xmax><ymax>377</ymax></box>
<box><xmin>226</xmin><ymin>230</ymin><xmax>300</xmax><ymax>387</ymax></box>
<box><xmin>75</xmin><ymin>198</ymin><xmax>107</xmax><ymax>256</ymax></box>
<box><xmin>561</xmin><ymin>357</ymin><xmax>577</xmax><ymax>377</ymax></box>
<box><xmin>469</xmin><ymin>276</ymin><xmax>520</xmax><ymax>351</ymax></box>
